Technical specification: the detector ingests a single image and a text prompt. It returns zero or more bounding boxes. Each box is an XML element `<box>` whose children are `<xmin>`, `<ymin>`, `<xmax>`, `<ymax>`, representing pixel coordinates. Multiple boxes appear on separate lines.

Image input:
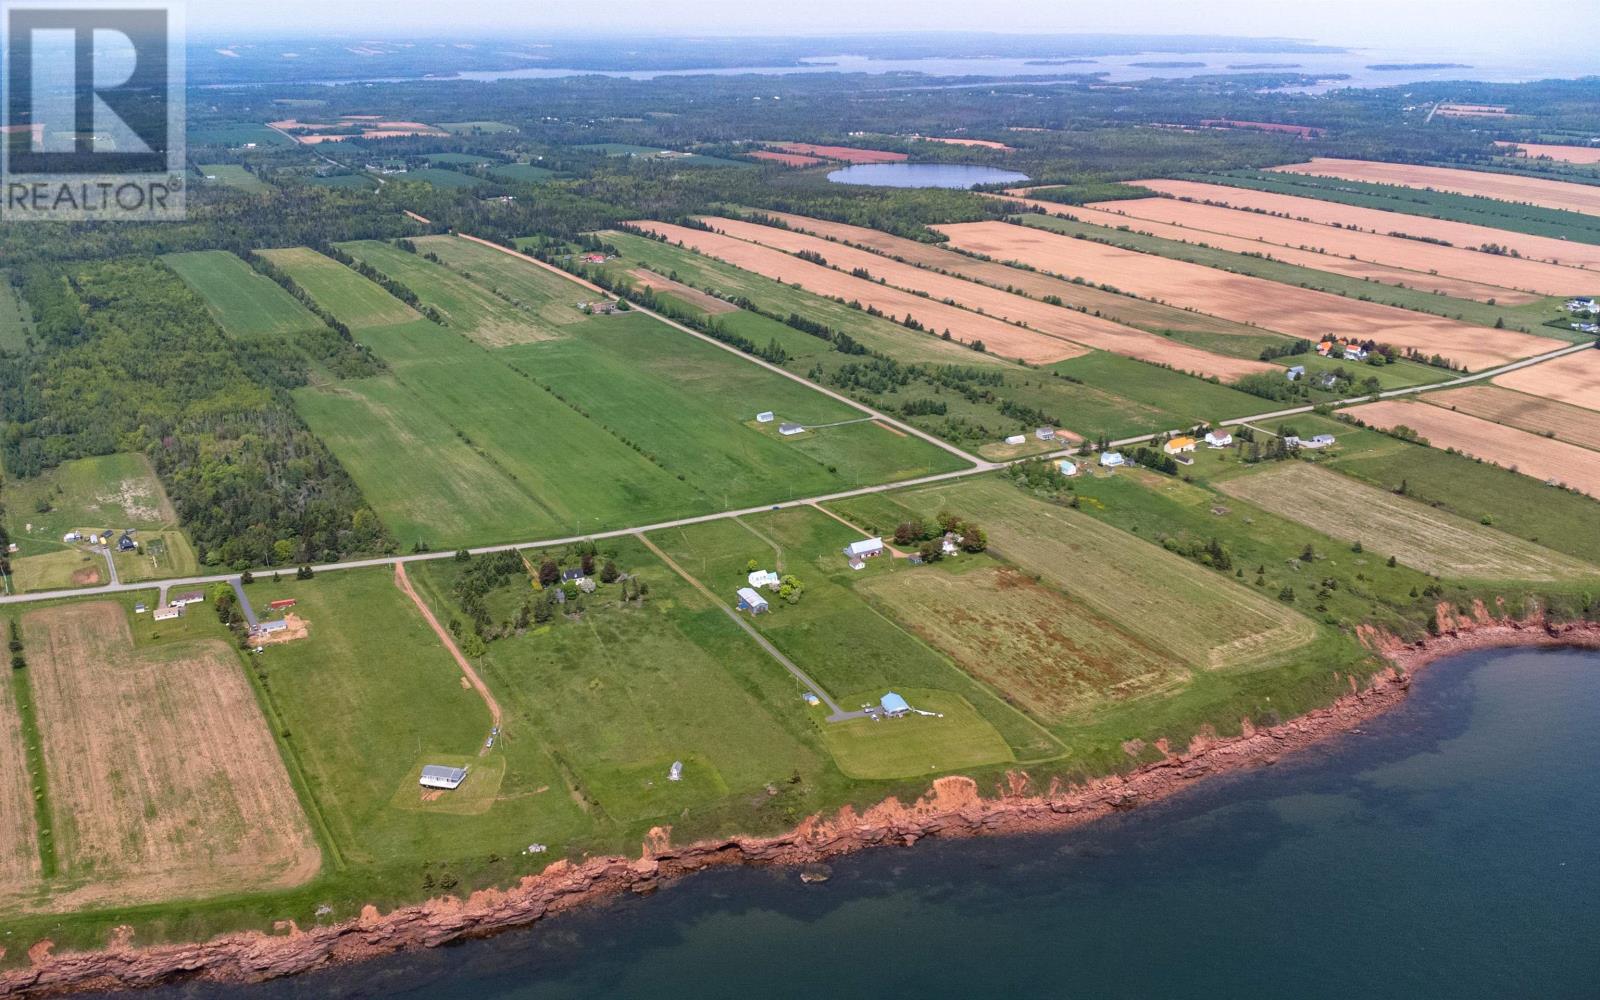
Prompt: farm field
<box><xmin>487</xmin><ymin>163</ymin><xmax>556</xmax><ymax>183</ymax></box>
<box><xmin>339</xmin><ymin>239</ymin><xmax>556</xmax><ymax>346</ymax></box>
<box><xmin>188</xmin><ymin>122</ymin><xmax>294</xmax><ymax>147</ymax></box>
<box><xmin>164</xmin><ymin>250</ymin><xmax>322</xmax><ymax>337</ymax></box>
<box><xmin>1052</xmin><ymin>351</ymin><xmax>1275</xmax><ymax>427</ymax></box>
<box><xmin>1271</xmin><ymin>159</ymin><xmax>1600</xmax><ymax>217</ymax></box>
<box><xmin>1216</xmin><ymin>462</ymin><xmax>1594</xmax><ymax>581</ymax></box>
<box><xmin>648</xmin><ymin>511</ymin><xmax>1061</xmax><ymax>762</ymax></box>
<box><xmin>1077</xmin><ymin>195</ymin><xmax>1581</xmax><ymax>299</ymax></box>
<box><xmin>410</xmin><ymin>235</ymin><xmax>593</xmax><ymax>331</ymax></box>
<box><xmin>1427</xmin><ymin>384</ymin><xmax>1600</xmax><ymax>452</ymax></box>
<box><xmin>0</xmin><ymin>668</ymin><xmax>39</xmax><ymax>902</ymax></box>
<box><xmin>700</xmin><ymin>215</ymin><xmax>1275</xmax><ymax>380</ymax></box>
<box><xmin>856</xmin><ymin>565</ymin><xmax>1188</xmax><ymax>723</ymax></box>
<box><xmin>196</xmin><ymin>164</ymin><xmax>268</xmax><ymax>192</ymax></box>
<box><xmin>20</xmin><ymin>602</ymin><xmax>320</xmax><ymax>910</ymax></box>
<box><xmin>1128</xmin><ymin>178</ymin><xmax>1600</xmax><ymax>271</ymax></box>
<box><xmin>1491</xmin><ymin>349</ymin><xmax>1600</xmax><ymax>411</ymax></box>
<box><xmin>0</xmin><ymin>277</ymin><xmax>32</xmax><ymax>353</ymax></box>
<box><xmin>746</xmin><ymin>208</ymin><xmax>1278</xmax><ymax>346</ymax></box>
<box><xmin>768</xmin><ymin>142</ymin><xmax>907</xmax><ymax>163</ymax></box>
<box><xmin>238</xmin><ymin>568</ymin><xmax>591</xmax><ymax>866</ymax></box>
<box><xmin>411</xmin><ymin>536</ymin><xmax>833</xmax><ymax>825</ymax></box>
<box><xmin>256</xmin><ymin>247</ymin><xmax>420</xmax><ymax>328</ymax></box>
<box><xmin>1497</xmin><ymin>141</ymin><xmax>1600</xmax><ymax>164</ymax></box>
<box><xmin>627</xmin><ymin>268</ymin><xmax>739</xmax><ymax>314</ymax></box>
<box><xmin>748</xmin><ymin>150</ymin><xmax>827</xmax><ymax>167</ymax></box>
<box><xmin>627</xmin><ymin>220</ymin><xmax>1089</xmax><ymax>364</ymax></box>
<box><xmin>886</xmin><ymin>477</ymin><xmax>1318</xmax><ymax>671</ymax></box>
<box><xmin>941</xmin><ymin>219</ymin><xmax>1563</xmax><ymax>370</ymax></box>
<box><xmin>1343</xmin><ymin>399</ymin><xmax>1600</xmax><ymax>496</ymax></box>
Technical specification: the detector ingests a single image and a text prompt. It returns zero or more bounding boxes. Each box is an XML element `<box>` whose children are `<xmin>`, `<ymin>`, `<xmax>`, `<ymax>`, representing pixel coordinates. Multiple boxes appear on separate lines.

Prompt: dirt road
<box><xmin>393</xmin><ymin>563</ymin><xmax>502</xmax><ymax>747</ymax></box>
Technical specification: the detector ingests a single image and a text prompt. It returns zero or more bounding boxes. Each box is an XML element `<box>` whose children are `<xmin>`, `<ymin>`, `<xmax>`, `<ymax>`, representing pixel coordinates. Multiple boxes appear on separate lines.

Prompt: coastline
<box><xmin>5</xmin><ymin>612</ymin><xmax>1598</xmax><ymax>998</ymax></box>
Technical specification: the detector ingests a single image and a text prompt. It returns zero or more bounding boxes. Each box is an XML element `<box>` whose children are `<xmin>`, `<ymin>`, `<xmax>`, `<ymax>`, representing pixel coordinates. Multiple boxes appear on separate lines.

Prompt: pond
<box><xmin>825</xmin><ymin>163</ymin><xmax>1030</xmax><ymax>189</ymax></box>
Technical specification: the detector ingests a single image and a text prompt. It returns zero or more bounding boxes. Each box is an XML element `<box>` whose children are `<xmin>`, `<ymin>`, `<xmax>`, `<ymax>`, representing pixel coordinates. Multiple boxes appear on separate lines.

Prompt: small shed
<box><xmin>880</xmin><ymin>692</ymin><xmax>910</xmax><ymax>717</ymax></box>
<box><xmin>420</xmin><ymin>765</ymin><xmax>468</xmax><ymax>790</ymax></box>
<box><xmin>1099</xmin><ymin>451</ymin><xmax>1125</xmax><ymax>468</ymax></box>
<box><xmin>736</xmin><ymin>587</ymin><xmax>770</xmax><ymax>614</ymax></box>
<box><xmin>756</xmin><ymin>411</ymin><xmax>775</xmax><ymax>423</ymax></box>
<box><xmin>1056</xmin><ymin>459</ymin><xmax>1078</xmax><ymax>477</ymax></box>
<box><xmin>134</xmin><ymin>602</ymin><xmax>148</xmax><ymax>614</ymax></box>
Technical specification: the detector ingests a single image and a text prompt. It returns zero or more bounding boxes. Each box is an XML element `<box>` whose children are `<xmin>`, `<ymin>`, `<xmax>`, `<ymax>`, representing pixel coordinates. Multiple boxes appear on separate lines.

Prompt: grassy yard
<box><xmin>817</xmin><ymin>689</ymin><xmax>1014</xmax><ymax>779</ymax></box>
<box><xmin>164</xmin><ymin>251</ymin><xmax>322</xmax><ymax>337</ymax></box>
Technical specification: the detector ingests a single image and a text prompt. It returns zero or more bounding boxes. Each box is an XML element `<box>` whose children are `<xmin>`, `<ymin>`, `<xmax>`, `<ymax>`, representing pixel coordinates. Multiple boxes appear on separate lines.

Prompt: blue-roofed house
<box><xmin>880</xmin><ymin>692</ymin><xmax>910</xmax><ymax>717</ymax></box>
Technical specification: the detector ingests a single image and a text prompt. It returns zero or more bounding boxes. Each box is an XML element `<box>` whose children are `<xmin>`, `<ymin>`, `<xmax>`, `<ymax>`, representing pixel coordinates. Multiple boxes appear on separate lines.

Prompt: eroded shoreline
<box><xmin>5</xmin><ymin>612</ymin><xmax>1597</xmax><ymax>998</ymax></box>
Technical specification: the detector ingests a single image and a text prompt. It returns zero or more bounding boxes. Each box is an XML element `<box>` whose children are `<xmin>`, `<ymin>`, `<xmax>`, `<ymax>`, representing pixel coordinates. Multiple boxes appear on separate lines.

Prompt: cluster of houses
<box><xmin>61</xmin><ymin>529</ymin><xmax>137</xmax><ymax>551</ymax></box>
<box><xmin>1316</xmin><ymin>339</ymin><xmax>1373</xmax><ymax>362</ymax></box>
<box><xmin>737</xmin><ymin>567</ymin><xmax>782</xmax><ymax>614</ymax></box>
<box><xmin>1565</xmin><ymin>297</ymin><xmax>1597</xmax><ymax>314</ymax></box>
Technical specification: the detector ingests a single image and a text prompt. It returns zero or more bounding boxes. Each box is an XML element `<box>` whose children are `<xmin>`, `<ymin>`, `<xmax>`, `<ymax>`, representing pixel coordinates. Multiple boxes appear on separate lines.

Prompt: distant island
<box><xmin>1367</xmin><ymin>62</ymin><xmax>1472</xmax><ymax>71</ymax></box>
<box><xmin>1129</xmin><ymin>60</ymin><xmax>1207</xmax><ymax>68</ymax></box>
<box><xmin>1227</xmin><ymin>62</ymin><xmax>1303</xmax><ymax>70</ymax></box>
<box><xmin>1024</xmin><ymin>58</ymin><xmax>1098</xmax><ymax>66</ymax></box>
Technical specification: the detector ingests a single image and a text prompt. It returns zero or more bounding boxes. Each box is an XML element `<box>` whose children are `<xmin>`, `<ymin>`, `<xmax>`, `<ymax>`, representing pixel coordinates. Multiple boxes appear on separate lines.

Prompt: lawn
<box><xmin>0</xmin><ymin>277</ymin><xmax>32</xmax><ymax>353</ymax></box>
<box><xmin>110</xmin><ymin>530</ymin><xmax>199</xmax><ymax>583</ymax></box>
<box><xmin>8</xmin><ymin>549</ymin><xmax>107</xmax><ymax>592</ymax></box>
<box><xmin>195</xmin><ymin>163</ymin><xmax>269</xmax><ymax>193</ymax></box>
<box><xmin>164</xmin><ymin>251</ymin><xmax>322</xmax><ymax>337</ymax></box>
<box><xmin>648</xmin><ymin>510</ymin><xmax>1062</xmax><ymax>763</ymax></box>
<box><xmin>256</xmin><ymin>247</ymin><xmax>420</xmax><ymax>328</ymax></box>
<box><xmin>817</xmin><ymin>689</ymin><xmax>1014</xmax><ymax>779</ymax></box>
<box><xmin>1216</xmin><ymin>462</ymin><xmax>1596</xmax><ymax>582</ymax></box>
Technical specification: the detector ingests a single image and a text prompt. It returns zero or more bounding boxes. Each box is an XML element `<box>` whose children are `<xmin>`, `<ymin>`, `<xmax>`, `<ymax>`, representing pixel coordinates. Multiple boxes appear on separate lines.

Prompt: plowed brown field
<box><xmin>627</xmin><ymin>220</ymin><xmax>1088</xmax><ymax>364</ymax></box>
<box><xmin>748</xmin><ymin>150</ymin><xmax>826</xmax><ymax>167</ymax></box>
<box><xmin>1271</xmin><ymin>158</ymin><xmax>1600</xmax><ymax>217</ymax></box>
<box><xmin>700</xmin><ymin>216</ymin><xmax>1273</xmax><ymax>380</ymax></box>
<box><xmin>1427</xmin><ymin>384</ymin><xmax>1600</xmax><ymax>452</ymax></box>
<box><xmin>1344</xmin><ymin>399</ymin><xmax>1600</xmax><ymax>495</ymax></box>
<box><xmin>770</xmin><ymin>143</ymin><xmax>907</xmax><ymax>163</ymax></box>
<box><xmin>1492</xmin><ymin>349</ymin><xmax>1600</xmax><ymax>411</ymax></box>
<box><xmin>1080</xmin><ymin>195</ymin><xmax>1579</xmax><ymax>297</ymax></box>
<box><xmin>22</xmin><ymin>603</ymin><xmax>320</xmax><ymax>910</ymax></box>
<box><xmin>934</xmin><ymin>220</ymin><xmax>1564</xmax><ymax>370</ymax></box>
<box><xmin>1126</xmin><ymin>179</ymin><xmax>1600</xmax><ymax>270</ymax></box>
<box><xmin>629</xmin><ymin>268</ymin><xmax>739</xmax><ymax>314</ymax></box>
<box><xmin>750</xmin><ymin>209</ymin><xmax>1273</xmax><ymax>342</ymax></box>
<box><xmin>1496</xmin><ymin>142</ymin><xmax>1600</xmax><ymax>165</ymax></box>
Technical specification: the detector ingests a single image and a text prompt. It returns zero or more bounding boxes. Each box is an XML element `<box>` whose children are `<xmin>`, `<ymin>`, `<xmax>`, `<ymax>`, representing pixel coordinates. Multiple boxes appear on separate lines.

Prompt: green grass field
<box><xmin>399</xmin><ymin>167</ymin><xmax>483</xmax><ymax>189</ymax></box>
<box><xmin>817</xmin><ymin>689</ymin><xmax>1014</xmax><ymax>779</ymax></box>
<box><xmin>195</xmin><ymin>164</ymin><xmax>269</xmax><ymax>192</ymax></box>
<box><xmin>578</xmin><ymin>143</ymin><xmax>748</xmax><ymax>168</ymax></box>
<box><xmin>164</xmin><ymin>251</ymin><xmax>322</xmax><ymax>337</ymax></box>
<box><xmin>1016</xmin><ymin>212</ymin><xmax>1558</xmax><ymax>333</ymax></box>
<box><xmin>489</xmin><ymin>163</ymin><xmax>557</xmax><ymax>184</ymax></box>
<box><xmin>425</xmin><ymin>153</ymin><xmax>494</xmax><ymax>166</ymax></box>
<box><xmin>648</xmin><ymin>510</ymin><xmax>1063</xmax><ymax>763</ymax></box>
<box><xmin>1053</xmin><ymin>351</ymin><xmax>1277</xmax><ymax>430</ymax></box>
<box><xmin>8</xmin><ymin>549</ymin><xmax>107</xmax><ymax>591</ymax></box>
<box><xmin>188</xmin><ymin>123</ymin><xmax>295</xmax><ymax>147</ymax></box>
<box><xmin>339</xmin><ymin>239</ymin><xmax>558</xmax><ymax>346</ymax></box>
<box><xmin>437</xmin><ymin>121</ymin><xmax>518</xmax><ymax>135</ymax></box>
<box><xmin>409</xmin><ymin>236</ymin><xmax>594</xmax><ymax>330</ymax></box>
<box><xmin>256</xmin><ymin>247</ymin><xmax>421</xmax><ymax>328</ymax></box>
<box><xmin>0</xmin><ymin>277</ymin><xmax>32</xmax><ymax>353</ymax></box>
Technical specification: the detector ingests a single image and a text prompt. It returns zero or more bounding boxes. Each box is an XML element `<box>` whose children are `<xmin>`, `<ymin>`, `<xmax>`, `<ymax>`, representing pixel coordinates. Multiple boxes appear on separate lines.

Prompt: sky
<box><xmin>184</xmin><ymin>0</ymin><xmax>1584</xmax><ymax>56</ymax></box>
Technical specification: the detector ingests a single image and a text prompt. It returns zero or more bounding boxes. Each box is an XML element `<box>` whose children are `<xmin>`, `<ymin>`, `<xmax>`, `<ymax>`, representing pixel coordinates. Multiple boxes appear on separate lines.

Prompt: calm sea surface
<box><xmin>111</xmin><ymin>647</ymin><xmax>1600</xmax><ymax>999</ymax></box>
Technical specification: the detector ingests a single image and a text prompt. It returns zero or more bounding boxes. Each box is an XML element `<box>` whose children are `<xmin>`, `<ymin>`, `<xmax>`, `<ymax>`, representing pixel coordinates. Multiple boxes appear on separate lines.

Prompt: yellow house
<box><xmin>1164</xmin><ymin>436</ymin><xmax>1198</xmax><ymax>455</ymax></box>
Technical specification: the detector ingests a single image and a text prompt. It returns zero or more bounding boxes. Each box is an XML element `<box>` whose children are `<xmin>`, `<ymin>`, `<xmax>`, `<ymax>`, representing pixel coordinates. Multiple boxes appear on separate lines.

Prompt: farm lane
<box><xmin>1</xmin><ymin>343</ymin><xmax>1590</xmax><ymax>610</ymax></box>
<box><xmin>394</xmin><ymin>562</ymin><xmax>504</xmax><ymax>744</ymax></box>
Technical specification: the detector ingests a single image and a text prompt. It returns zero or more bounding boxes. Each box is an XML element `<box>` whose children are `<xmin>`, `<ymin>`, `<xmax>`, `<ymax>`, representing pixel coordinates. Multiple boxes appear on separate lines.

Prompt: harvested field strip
<box><xmin>1079</xmin><ymin>196</ymin><xmax>1576</xmax><ymax>299</ymax></box>
<box><xmin>256</xmin><ymin>247</ymin><xmax>420</xmax><ymax>328</ymax></box>
<box><xmin>769</xmin><ymin>142</ymin><xmax>907</xmax><ymax>163</ymax></box>
<box><xmin>938</xmin><ymin>219</ymin><xmax>1562</xmax><ymax>371</ymax></box>
<box><xmin>1343</xmin><ymin>400</ymin><xmax>1600</xmax><ymax>496</ymax></box>
<box><xmin>1271</xmin><ymin>159</ymin><xmax>1600</xmax><ymax>218</ymax></box>
<box><xmin>1497</xmin><ymin>142</ymin><xmax>1600</xmax><ymax>165</ymax></box>
<box><xmin>857</xmin><ymin>566</ymin><xmax>1187</xmax><ymax>723</ymax></box>
<box><xmin>628</xmin><ymin>268</ymin><xmax>739</xmax><ymax>314</ymax></box>
<box><xmin>1131</xmin><ymin>178</ymin><xmax>1600</xmax><ymax>271</ymax></box>
<box><xmin>752</xmin><ymin>208</ymin><xmax>1274</xmax><ymax>343</ymax></box>
<box><xmin>0</xmin><ymin>667</ymin><xmax>40</xmax><ymax>896</ymax></box>
<box><xmin>1217</xmin><ymin>462</ymin><xmax>1594</xmax><ymax>581</ymax></box>
<box><xmin>1427</xmin><ymin>384</ymin><xmax>1600</xmax><ymax>453</ymax></box>
<box><xmin>164</xmin><ymin>251</ymin><xmax>323</xmax><ymax>337</ymax></box>
<box><xmin>1013</xmin><ymin>194</ymin><xmax>1537</xmax><ymax>304</ymax></box>
<box><xmin>701</xmin><ymin>215</ymin><xmax>1274</xmax><ymax>380</ymax></box>
<box><xmin>748</xmin><ymin>150</ymin><xmax>827</xmax><ymax>167</ymax></box>
<box><xmin>627</xmin><ymin>220</ymin><xmax>1090</xmax><ymax>364</ymax></box>
<box><xmin>901</xmin><ymin>478</ymin><xmax>1318</xmax><ymax>670</ymax></box>
<box><xmin>22</xmin><ymin>603</ymin><xmax>320</xmax><ymax>910</ymax></box>
<box><xmin>1491</xmin><ymin>349</ymin><xmax>1600</xmax><ymax>411</ymax></box>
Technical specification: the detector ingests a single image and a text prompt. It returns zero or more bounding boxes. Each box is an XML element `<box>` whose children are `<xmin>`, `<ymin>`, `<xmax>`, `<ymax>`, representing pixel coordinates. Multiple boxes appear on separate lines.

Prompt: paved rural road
<box><xmin>635</xmin><ymin>533</ymin><xmax>864</xmax><ymax>722</ymax></box>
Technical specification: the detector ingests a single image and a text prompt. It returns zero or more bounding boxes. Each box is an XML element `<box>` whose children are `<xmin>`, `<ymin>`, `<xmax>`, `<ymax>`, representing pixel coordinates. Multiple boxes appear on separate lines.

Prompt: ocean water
<box><xmin>825</xmin><ymin>163</ymin><xmax>1031</xmax><ymax>189</ymax></box>
<box><xmin>113</xmin><ymin>647</ymin><xmax>1600</xmax><ymax>999</ymax></box>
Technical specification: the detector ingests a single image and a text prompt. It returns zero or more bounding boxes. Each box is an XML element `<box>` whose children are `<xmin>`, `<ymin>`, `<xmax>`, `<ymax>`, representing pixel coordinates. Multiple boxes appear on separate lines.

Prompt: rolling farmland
<box><xmin>700</xmin><ymin>215</ymin><xmax>1275</xmax><ymax>380</ymax></box>
<box><xmin>21</xmin><ymin>603</ymin><xmax>320</xmax><ymax>910</ymax></box>
<box><xmin>1344</xmin><ymin>399</ymin><xmax>1600</xmax><ymax>495</ymax></box>
<box><xmin>1217</xmin><ymin>463</ymin><xmax>1595</xmax><ymax>581</ymax></box>
<box><xmin>1271</xmin><ymin>159</ymin><xmax>1600</xmax><ymax>217</ymax></box>
<box><xmin>1491</xmin><ymin>349</ymin><xmax>1600</xmax><ymax>411</ymax></box>
<box><xmin>164</xmin><ymin>250</ymin><xmax>322</xmax><ymax>337</ymax></box>
<box><xmin>938</xmin><ymin>219</ymin><xmax>1564</xmax><ymax>370</ymax></box>
<box><xmin>1427</xmin><ymin>385</ymin><xmax>1600</xmax><ymax>452</ymax></box>
<box><xmin>626</xmin><ymin>220</ymin><xmax>1090</xmax><ymax>364</ymax></box>
<box><xmin>1126</xmin><ymin>178</ymin><xmax>1600</xmax><ymax>271</ymax></box>
<box><xmin>1496</xmin><ymin>141</ymin><xmax>1600</xmax><ymax>164</ymax></box>
<box><xmin>256</xmin><ymin>247</ymin><xmax>421</xmax><ymax>328</ymax></box>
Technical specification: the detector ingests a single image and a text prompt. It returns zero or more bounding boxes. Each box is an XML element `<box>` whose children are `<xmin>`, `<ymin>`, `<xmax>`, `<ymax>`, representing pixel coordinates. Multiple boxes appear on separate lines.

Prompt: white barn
<box><xmin>844</xmin><ymin>538</ymin><xmax>885</xmax><ymax>560</ymax></box>
<box><xmin>736</xmin><ymin>587</ymin><xmax>770</xmax><ymax>614</ymax></box>
<box><xmin>420</xmin><ymin>765</ymin><xmax>468</xmax><ymax>790</ymax></box>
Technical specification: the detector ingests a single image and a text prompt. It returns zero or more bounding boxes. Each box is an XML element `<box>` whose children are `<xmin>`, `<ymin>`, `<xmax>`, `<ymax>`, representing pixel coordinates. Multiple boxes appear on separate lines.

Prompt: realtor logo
<box><xmin>1</xmin><ymin>1</ymin><xmax>185</xmax><ymax>221</ymax></box>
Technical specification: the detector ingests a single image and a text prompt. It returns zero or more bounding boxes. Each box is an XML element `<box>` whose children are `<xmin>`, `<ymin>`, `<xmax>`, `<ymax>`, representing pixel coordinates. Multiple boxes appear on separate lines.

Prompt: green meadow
<box><xmin>256</xmin><ymin>247</ymin><xmax>421</xmax><ymax>328</ymax></box>
<box><xmin>195</xmin><ymin>164</ymin><xmax>269</xmax><ymax>192</ymax></box>
<box><xmin>489</xmin><ymin>163</ymin><xmax>557</xmax><ymax>184</ymax></box>
<box><xmin>164</xmin><ymin>251</ymin><xmax>322</xmax><ymax>337</ymax></box>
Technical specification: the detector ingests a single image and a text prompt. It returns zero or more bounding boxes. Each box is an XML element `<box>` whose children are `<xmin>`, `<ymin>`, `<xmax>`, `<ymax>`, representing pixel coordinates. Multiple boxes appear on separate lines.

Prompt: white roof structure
<box><xmin>1035</xmin><ymin>427</ymin><xmax>1056</xmax><ymax>440</ymax></box>
<box><xmin>736</xmin><ymin>587</ymin><xmax>770</xmax><ymax>612</ymax></box>
<box><xmin>748</xmin><ymin>569</ymin><xmax>780</xmax><ymax>589</ymax></box>
<box><xmin>756</xmin><ymin>411</ymin><xmax>775</xmax><ymax>423</ymax></box>
<box><xmin>844</xmin><ymin>537</ymin><xmax>884</xmax><ymax>558</ymax></box>
<box><xmin>153</xmin><ymin>605</ymin><xmax>182</xmax><ymax>621</ymax></box>
<box><xmin>420</xmin><ymin>765</ymin><xmax>468</xmax><ymax>790</ymax></box>
<box><xmin>1004</xmin><ymin>434</ymin><xmax>1026</xmax><ymax>445</ymax></box>
<box><xmin>779</xmin><ymin>422</ymin><xmax>805</xmax><ymax>436</ymax></box>
<box><xmin>1099</xmin><ymin>451</ymin><xmax>1125</xmax><ymax>467</ymax></box>
<box><xmin>1205</xmin><ymin>431</ymin><xmax>1233</xmax><ymax>447</ymax></box>
<box><xmin>1056</xmin><ymin>459</ymin><xmax>1078</xmax><ymax>476</ymax></box>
